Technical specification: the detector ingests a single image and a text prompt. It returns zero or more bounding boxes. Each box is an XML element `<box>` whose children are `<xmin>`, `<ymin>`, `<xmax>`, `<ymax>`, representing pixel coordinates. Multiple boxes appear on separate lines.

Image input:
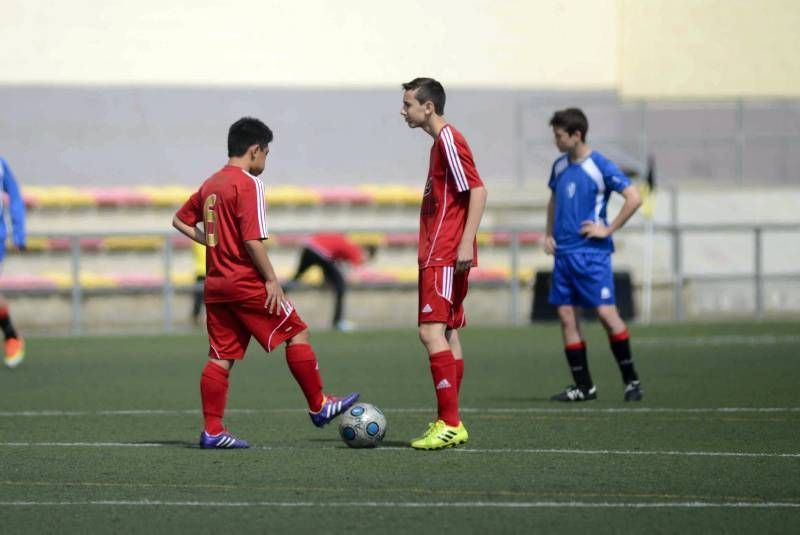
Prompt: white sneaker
<box><xmin>334</xmin><ymin>320</ymin><xmax>357</xmax><ymax>332</ymax></box>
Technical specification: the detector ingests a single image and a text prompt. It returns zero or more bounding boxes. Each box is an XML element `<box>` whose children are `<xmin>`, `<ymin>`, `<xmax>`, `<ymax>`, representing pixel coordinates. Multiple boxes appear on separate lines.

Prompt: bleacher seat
<box><xmin>358</xmin><ymin>184</ymin><xmax>420</xmax><ymax>206</ymax></box>
<box><xmin>87</xmin><ymin>188</ymin><xmax>153</xmax><ymax>208</ymax></box>
<box><xmin>317</xmin><ymin>187</ymin><xmax>374</xmax><ymax>206</ymax></box>
<box><xmin>20</xmin><ymin>184</ymin><xmax>427</xmax><ymax>210</ymax></box>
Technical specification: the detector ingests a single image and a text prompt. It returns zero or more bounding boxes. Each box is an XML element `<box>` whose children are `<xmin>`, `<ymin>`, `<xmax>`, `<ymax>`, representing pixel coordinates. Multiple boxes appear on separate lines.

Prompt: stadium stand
<box><xmin>7</xmin><ymin>182</ymin><xmax>798</xmax><ymax>332</ymax></box>
<box><xmin>6</xmin><ymin>183</ymin><xmax>546</xmax><ymax>293</ymax></box>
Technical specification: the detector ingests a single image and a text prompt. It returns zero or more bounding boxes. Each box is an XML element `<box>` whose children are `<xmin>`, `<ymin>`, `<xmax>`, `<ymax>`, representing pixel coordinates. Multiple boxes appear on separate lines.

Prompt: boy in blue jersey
<box><xmin>0</xmin><ymin>157</ymin><xmax>27</xmax><ymax>369</ymax></box>
<box><xmin>544</xmin><ymin>109</ymin><xmax>643</xmax><ymax>402</ymax></box>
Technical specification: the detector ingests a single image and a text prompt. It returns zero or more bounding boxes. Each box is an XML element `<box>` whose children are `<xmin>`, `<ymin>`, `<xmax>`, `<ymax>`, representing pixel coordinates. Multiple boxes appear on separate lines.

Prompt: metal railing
<box><xmin>16</xmin><ymin>220</ymin><xmax>800</xmax><ymax>334</ymax></box>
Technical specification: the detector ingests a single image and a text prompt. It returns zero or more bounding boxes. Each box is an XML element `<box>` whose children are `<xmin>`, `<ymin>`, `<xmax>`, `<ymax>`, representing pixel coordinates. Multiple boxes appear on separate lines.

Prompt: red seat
<box><xmin>114</xmin><ymin>274</ymin><xmax>163</xmax><ymax>288</ymax></box>
<box><xmin>170</xmin><ymin>235</ymin><xmax>194</xmax><ymax>249</ymax></box>
<box><xmin>316</xmin><ymin>187</ymin><xmax>375</xmax><ymax>206</ymax></box>
<box><xmin>88</xmin><ymin>188</ymin><xmax>153</xmax><ymax>208</ymax></box>
<box><xmin>491</xmin><ymin>231</ymin><xmax>543</xmax><ymax>246</ymax></box>
<box><xmin>469</xmin><ymin>267</ymin><xmax>509</xmax><ymax>283</ymax></box>
<box><xmin>0</xmin><ymin>274</ymin><xmax>59</xmax><ymax>290</ymax></box>
<box><xmin>385</xmin><ymin>232</ymin><xmax>418</xmax><ymax>247</ymax></box>
<box><xmin>354</xmin><ymin>268</ymin><xmax>403</xmax><ymax>283</ymax></box>
<box><xmin>273</xmin><ymin>234</ymin><xmax>307</xmax><ymax>247</ymax></box>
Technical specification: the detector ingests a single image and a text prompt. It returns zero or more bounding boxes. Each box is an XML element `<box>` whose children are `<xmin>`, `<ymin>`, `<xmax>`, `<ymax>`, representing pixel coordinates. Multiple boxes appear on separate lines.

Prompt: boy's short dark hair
<box><xmin>402</xmin><ymin>77</ymin><xmax>446</xmax><ymax>115</ymax></box>
<box><xmin>549</xmin><ymin>108</ymin><xmax>589</xmax><ymax>142</ymax></box>
<box><xmin>228</xmin><ymin>117</ymin><xmax>274</xmax><ymax>157</ymax></box>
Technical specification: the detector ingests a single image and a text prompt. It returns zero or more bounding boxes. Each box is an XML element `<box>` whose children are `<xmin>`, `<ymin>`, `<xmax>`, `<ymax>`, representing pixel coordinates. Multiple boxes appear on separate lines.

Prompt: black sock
<box><xmin>0</xmin><ymin>316</ymin><xmax>18</xmax><ymax>340</ymax></box>
<box><xmin>564</xmin><ymin>342</ymin><xmax>593</xmax><ymax>390</ymax></box>
<box><xmin>609</xmin><ymin>330</ymin><xmax>638</xmax><ymax>384</ymax></box>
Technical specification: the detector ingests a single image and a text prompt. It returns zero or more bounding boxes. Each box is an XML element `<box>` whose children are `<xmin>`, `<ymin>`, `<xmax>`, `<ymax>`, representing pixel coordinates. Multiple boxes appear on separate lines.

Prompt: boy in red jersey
<box><xmin>173</xmin><ymin>117</ymin><xmax>358</xmax><ymax>449</ymax></box>
<box><xmin>400</xmin><ymin>78</ymin><xmax>487</xmax><ymax>450</ymax></box>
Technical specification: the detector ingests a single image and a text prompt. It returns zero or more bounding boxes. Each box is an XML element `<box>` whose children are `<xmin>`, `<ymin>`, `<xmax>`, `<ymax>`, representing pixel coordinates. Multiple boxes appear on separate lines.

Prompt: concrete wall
<box><xmin>4</xmin><ymin>0</ymin><xmax>798</xmax><ymax>97</ymax></box>
<box><xmin>2</xmin><ymin>2</ymin><xmax>799</xmax><ymax>187</ymax></box>
<box><xmin>619</xmin><ymin>0</ymin><xmax>800</xmax><ymax>99</ymax></box>
<box><xmin>0</xmin><ymin>0</ymin><xmax>618</xmax><ymax>89</ymax></box>
<box><xmin>0</xmin><ymin>86</ymin><xmax>533</xmax><ymax>185</ymax></box>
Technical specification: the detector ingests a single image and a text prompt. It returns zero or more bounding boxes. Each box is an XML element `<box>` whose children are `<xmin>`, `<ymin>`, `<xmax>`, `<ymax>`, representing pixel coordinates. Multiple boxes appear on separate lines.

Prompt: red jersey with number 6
<box><xmin>419</xmin><ymin>124</ymin><xmax>484</xmax><ymax>268</ymax></box>
<box><xmin>176</xmin><ymin>165</ymin><xmax>269</xmax><ymax>303</ymax></box>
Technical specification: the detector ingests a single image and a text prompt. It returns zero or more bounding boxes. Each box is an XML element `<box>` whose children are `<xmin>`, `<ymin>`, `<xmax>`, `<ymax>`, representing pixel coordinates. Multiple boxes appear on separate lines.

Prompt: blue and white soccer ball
<box><xmin>338</xmin><ymin>402</ymin><xmax>387</xmax><ymax>448</ymax></box>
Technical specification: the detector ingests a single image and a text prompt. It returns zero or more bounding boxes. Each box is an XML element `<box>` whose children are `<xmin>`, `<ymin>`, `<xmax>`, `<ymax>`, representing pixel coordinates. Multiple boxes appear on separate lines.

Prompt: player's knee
<box><xmin>597</xmin><ymin>306</ymin><xmax>624</xmax><ymax>330</ymax></box>
<box><xmin>557</xmin><ymin>308</ymin><xmax>577</xmax><ymax>329</ymax></box>
<box><xmin>287</xmin><ymin>328</ymin><xmax>310</xmax><ymax>345</ymax></box>
<box><xmin>418</xmin><ymin>324</ymin><xmax>442</xmax><ymax>346</ymax></box>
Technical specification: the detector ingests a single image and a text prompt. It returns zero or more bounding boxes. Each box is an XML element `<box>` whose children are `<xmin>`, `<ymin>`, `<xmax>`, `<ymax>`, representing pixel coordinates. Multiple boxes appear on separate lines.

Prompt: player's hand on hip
<box><xmin>543</xmin><ymin>235</ymin><xmax>557</xmax><ymax>255</ymax></box>
<box><xmin>580</xmin><ymin>220</ymin><xmax>611</xmax><ymax>239</ymax></box>
<box><xmin>264</xmin><ymin>280</ymin><xmax>285</xmax><ymax>315</ymax></box>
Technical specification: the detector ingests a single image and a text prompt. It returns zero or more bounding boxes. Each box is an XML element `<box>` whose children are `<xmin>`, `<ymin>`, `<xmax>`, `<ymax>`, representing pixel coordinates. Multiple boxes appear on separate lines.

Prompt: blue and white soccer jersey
<box><xmin>0</xmin><ymin>157</ymin><xmax>26</xmax><ymax>262</ymax></box>
<box><xmin>547</xmin><ymin>151</ymin><xmax>630</xmax><ymax>307</ymax></box>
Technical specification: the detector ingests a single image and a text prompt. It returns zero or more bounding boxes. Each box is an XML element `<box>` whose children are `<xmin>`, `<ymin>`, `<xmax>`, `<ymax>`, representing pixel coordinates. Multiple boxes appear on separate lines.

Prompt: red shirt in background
<box><xmin>306</xmin><ymin>233</ymin><xmax>364</xmax><ymax>266</ymax></box>
<box><xmin>176</xmin><ymin>165</ymin><xmax>269</xmax><ymax>303</ymax></box>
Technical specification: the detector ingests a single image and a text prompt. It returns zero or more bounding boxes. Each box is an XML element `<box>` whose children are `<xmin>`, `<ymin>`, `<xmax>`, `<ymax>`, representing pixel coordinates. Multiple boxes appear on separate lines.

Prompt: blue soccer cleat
<box><xmin>309</xmin><ymin>392</ymin><xmax>360</xmax><ymax>428</ymax></box>
<box><xmin>199</xmin><ymin>430</ymin><xmax>250</xmax><ymax>449</ymax></box>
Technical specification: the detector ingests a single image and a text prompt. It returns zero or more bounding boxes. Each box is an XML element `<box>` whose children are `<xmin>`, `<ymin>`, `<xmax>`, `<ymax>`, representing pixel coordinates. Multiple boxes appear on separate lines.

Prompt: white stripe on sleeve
<box><xmin>248</xmin><ymin>175</ymin><xmax>269</xmax><ymax>238</ymax></box>
<box><xmin>441</xmin><ymin>127</ymin><xmax>470</xmax><ymax>192</ymax></box>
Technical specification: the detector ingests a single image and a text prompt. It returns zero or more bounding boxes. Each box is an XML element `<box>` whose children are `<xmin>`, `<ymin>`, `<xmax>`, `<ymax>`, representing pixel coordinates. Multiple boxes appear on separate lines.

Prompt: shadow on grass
<box><xmin>307</xmin><ymin>437</ymin><xmax>409</xmax><ymax>449</ymax></box>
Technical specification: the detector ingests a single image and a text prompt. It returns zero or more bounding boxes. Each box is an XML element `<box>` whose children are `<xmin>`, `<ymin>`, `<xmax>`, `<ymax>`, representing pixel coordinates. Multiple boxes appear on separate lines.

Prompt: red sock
<box><xmin>286</xmin><ymin>343</ymin><xmax>324</xmax><ymax>412</ymax></box>
<box><xmin>429</xmin><ymin>350</ymin><xmax>459</xmax><ymax>426</ymax></box>
<box><xmin>200</xmin><ymin>361</ymin><xmax>229</xmax><ymax>435</ymax></box>
<box><xmin>609</xmin><ymin>329</ymin><xmax>630</xmax><ymax>342</ymax></box>
<box><xmin>455</xmin><ymin>358</ymin><xmax>464</xmax><ymax>393</ymax></box>
<box><xmin>0</xmin><ymin>306</ymin><xmax>8</xmax><ymax>320</ymax></box>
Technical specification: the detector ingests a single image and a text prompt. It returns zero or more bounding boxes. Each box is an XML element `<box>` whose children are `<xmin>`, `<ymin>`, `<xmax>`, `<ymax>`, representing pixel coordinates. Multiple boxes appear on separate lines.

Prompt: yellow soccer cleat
<box><xmin>4</xmin><ymin>337</ymin><xmax>25</xmax><ymax>369</ymax></box>
<box><xmin>410</xmin><ymin>420</ymin><xmax>469</xmax><ymax>450</ymax></box>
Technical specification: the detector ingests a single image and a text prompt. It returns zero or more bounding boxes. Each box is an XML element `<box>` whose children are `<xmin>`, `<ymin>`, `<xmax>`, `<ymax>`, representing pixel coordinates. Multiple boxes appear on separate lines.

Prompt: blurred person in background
<box><xmin>284</xmin><ymin>233</ymin><xmax>376</xmax><ymax>332</ymax></box>
<box><xmin>0</xmin><ymin>156</ymin><xmax>26</xmax><ymax>369</ymax></box>
<box><xmin>190</xmin><ymin>241</ymin><xmax>206</xmax><ymax>325</ymax></box>
<box><xmin>544</xmin><ymin>108</ymin><xmax>643</xmax><ymax>402</ymax></box>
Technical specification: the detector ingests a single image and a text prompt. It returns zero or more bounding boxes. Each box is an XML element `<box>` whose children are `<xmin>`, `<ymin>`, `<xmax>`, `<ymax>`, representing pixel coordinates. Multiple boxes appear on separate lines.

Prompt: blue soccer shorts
<box><xmin>548</xmin><ymin>252</ymin><xmax>616</xmax><ymax>308</ymax></box>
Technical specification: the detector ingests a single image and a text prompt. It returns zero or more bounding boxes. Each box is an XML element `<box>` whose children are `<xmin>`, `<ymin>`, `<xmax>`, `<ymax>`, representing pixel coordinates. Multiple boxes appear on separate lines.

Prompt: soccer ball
<box><xmin>338</xmin><ymin>402</ymin><xmax>387</xmax><ymax>448</ymax></box>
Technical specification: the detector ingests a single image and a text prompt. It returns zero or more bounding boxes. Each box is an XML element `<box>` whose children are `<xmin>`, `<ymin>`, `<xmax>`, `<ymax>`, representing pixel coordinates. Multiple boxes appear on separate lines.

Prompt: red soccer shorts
<box><xmin>206</xmin><ymin>297</ymin><xmax>308</xmax><ymax>359</ymax></box>
<box><xmin>418</xmin><ymin>266</ymin><xmax>469</xmax><ymax>328</ymax></box>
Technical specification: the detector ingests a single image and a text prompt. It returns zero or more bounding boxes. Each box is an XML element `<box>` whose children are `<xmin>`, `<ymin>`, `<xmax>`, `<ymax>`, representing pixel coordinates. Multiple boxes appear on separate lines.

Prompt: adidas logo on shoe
<box><xmin>435</xmin><ymin>379</ymin><xmax>452</xmax><ymax>390</ymax></box>
<box><xmin>550</xmin><ymin>384</ymin><xmax>598</xmax><ymax>402</ymax></box>
<box><xmin>624</xmin><ymin>380</ymin><xmax>643</xmax><ymax>402</ymax></box>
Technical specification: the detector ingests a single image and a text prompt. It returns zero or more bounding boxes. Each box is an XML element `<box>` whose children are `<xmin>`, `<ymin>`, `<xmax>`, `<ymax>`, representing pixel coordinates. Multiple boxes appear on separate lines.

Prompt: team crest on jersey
<box><xmin>567</xmin><ymin>182</ymin><xmax>576</xmax><ymax>199</ymax></box>
<box><xmin>421</xmin><ymin>177</ymin><xmax>437</xmax><ymax>216</ymax></box>
<box><xmin>423</xmin><ymin>177</ymin><xmax>432</xmax><ymax>196</ymax></box>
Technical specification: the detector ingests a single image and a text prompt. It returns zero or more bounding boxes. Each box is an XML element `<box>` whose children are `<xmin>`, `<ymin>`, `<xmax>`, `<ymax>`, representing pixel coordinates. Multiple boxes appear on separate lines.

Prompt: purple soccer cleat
<box><xmin>309</xmin><ymin>392</ymin><xmax>360</xmax><ymax>428</ymax></box>
<box><xmin>199</xmin><ymin>430</ymin><xmax>250</xmax><ymax>449</ymax></box>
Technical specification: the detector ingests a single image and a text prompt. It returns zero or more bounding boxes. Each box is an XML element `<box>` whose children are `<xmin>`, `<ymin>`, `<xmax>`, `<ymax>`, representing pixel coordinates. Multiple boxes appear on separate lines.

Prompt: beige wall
<box><xmin>0</xmin><ymin>0</ymin><xmax>617</xmax><ymax>88</ymax></box>
<box><xmin>2</xmin><ymin>0</ymin><xmax>798</xmax><ymax>97</ymax></box>
<box><xmin>619</xmin><ymin>0</ymin><xmax>800</xmax><ymax>99</ymax></box>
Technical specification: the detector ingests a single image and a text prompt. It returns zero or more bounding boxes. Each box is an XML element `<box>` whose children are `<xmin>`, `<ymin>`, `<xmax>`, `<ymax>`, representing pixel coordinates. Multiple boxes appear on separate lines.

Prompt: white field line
<box><xmin>634</xmin><ymin>334</ymin><xmax>800</xmax><ymax>347</ymax></box>
<box><xmin>0</xmin><ymin>500</ymin><xmax>798</xmax><ymax>509</ymax></box>
<box><xmin>1</xmin><ymin>442</ymin><xmax>798</xmax><ymax>458</ymax></box>
<box><xmin>1</xmin><ymin>407</ymin><xmax>799</xmax><ymax>417</ymax></box>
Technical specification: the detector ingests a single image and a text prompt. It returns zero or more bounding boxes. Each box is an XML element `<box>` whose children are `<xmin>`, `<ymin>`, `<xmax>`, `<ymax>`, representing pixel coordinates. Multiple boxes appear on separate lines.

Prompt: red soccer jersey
<box><xmin>418</xmin><ymin>124</ymin><xmax>484</xmax><ymax>268</ymax></box>
<box><xmin>176</xmin><ymin>165</ymin><xmax>269</xmax><ymax>303</ymax></box>
<box><xmin>307</xmin><ymin>233</ymin><xmax>364</xmax><ymax>266</ymax></box>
